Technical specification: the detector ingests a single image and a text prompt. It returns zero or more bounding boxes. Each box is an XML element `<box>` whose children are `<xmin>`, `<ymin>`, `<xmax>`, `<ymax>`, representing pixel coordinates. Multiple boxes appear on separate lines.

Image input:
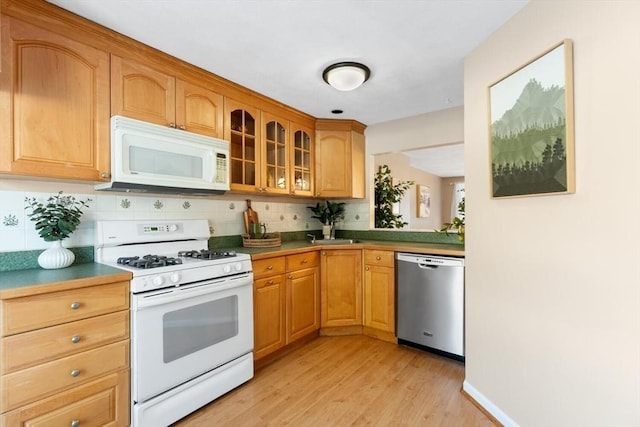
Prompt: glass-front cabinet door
<box><xmin>290</xmin><ymin>123</ymin><xmax>314</xmax><ymax>197</ymax></box>
<box><xmin>262</xmin><ymin>112</ymin><xmax>289</xmax><ymax>195</ymax></box>
<box><xmin>225</xmin><ymin>99</ymin><xmax>261</xmax><ymax>192</ymax></box>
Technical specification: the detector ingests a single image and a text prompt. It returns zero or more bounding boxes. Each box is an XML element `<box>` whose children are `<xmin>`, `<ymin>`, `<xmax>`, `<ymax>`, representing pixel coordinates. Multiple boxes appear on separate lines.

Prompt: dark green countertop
<box><xmin>230</xmin><ymin>239</ymin><xmax>464</xmax><ymax>260</ymax></box>
<box><xmin>0</xmin><ymin>263</ymin><xmax>132</xmax><ymax>299</ymax></box>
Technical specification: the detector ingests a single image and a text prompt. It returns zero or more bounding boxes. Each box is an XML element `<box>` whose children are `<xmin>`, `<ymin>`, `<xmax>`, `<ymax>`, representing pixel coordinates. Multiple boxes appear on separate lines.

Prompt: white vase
<box><xmin>322</xmin><ymin>225</ymin><xmax>331</xmax><ymax>240</ymax></box>
<box><xmin>38</xmin><ymin>240</ymin><xmax>75</xmax><ymax>269</ymax></box>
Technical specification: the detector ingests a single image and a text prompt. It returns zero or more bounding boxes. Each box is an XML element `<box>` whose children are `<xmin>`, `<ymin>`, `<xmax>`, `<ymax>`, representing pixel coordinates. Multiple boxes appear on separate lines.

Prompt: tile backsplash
<box><xmin>0</xmin><ymin>189</ymin><xmax>370</xmax><ymax>253</ymax></box>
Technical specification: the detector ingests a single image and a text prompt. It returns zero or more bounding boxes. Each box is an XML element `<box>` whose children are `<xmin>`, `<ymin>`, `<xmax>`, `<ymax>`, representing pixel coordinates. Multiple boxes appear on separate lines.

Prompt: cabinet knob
<box><xmin>100</xmin><ymin>172</ymin><xmax>111</xmax><ymax>179</ymax></box>
<box><xmin>302</xmin><ymin>259</ymin><xmax>308</xmax><ymax>264</ymax></box>
<box><xmin>71</xmin><ymin>335</ymin><xmax>81</xmax><ymax>344</ymax></box>
<box><xmin>366</xmin><ymin>266</ymin><xmax>370</xmax><ymax>271</ymax></box>
<box><xmin>71</xmin><ymin>420</ymin><xmax>80</xmax><ymax>427</ymax></box>
<box><xmin>267</xmin><ymin>265</ymin><xmax>273</xmax><ymax>270</ymax></box>
<box><xmin>321</xmin><ymin>252</ymin><xmax>326</xmax><ymax>256</ymax></box>
<box><xmin>268</xmin><ymin>280</ymin><xmax>274</xmax><ymax>285</ymax></box>
<box><xmin>288</xmin><ymin>275</ymin><xmax>293</xmax><ymax>279</ymax></box>
<box><xmin>70</xmin><ymin>369</ymin><xmax>81</xmax><ymax>377</ymax></box>
<box><xmin>178</xmin><ymin>125</ymin><xmax>186</xmax><ymax>131</ymax></box>
<box><xmin>376</xmin><ymin>256</ymin><xmax>381</xmax><ymax>261</ymax></box>
<box><xmin>168</xmin><ymin>122</ymin><xmax>177</xmax><ymax>128</ymax></box>
<box><xmin>70</xmin><ymin>302</ymin><xmax>80</xmax><ymax>310</ymax></box>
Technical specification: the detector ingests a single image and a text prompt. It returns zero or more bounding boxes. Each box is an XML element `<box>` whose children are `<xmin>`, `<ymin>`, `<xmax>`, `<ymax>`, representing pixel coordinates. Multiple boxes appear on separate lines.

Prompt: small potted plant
<box><xmin>307</xmin><ymin>200</ymin><xmax>346</xmax><ymax>239</ymax></box>
<box><xmin>437</xmin><ymin>198</ymin><xmax>465</xmax><ymax>242</ymax></box>
<box><xmin>25</xmin><ymin>191</ymin><xmax>92</xmax><ymax>269</ymax></box>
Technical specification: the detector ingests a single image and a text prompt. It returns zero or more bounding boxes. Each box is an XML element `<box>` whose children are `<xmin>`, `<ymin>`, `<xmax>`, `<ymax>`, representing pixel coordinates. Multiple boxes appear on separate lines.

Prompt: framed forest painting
<box><xmin>489</xmin><ymin>39</ymin><xmax>575</xmax><ymax>198</ymax></box>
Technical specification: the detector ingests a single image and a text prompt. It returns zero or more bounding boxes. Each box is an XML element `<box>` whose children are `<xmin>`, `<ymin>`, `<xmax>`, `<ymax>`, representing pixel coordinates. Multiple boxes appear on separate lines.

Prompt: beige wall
<box><xmin>464</xmin><ymin>1</ymin><xmax>640</xmax><ymax>426</ymax></box>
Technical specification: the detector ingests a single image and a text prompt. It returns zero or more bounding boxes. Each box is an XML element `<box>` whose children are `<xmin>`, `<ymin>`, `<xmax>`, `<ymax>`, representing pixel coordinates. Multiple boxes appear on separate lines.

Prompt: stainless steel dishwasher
<box><xmin>396</xmin><ymin>253</ymin><xmax>465</xmax><ymax>361</ymax></box>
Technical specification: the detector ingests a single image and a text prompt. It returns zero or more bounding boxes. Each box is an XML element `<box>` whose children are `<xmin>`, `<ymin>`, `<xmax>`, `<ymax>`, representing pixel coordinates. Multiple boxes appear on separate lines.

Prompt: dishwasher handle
<box><xmin>396</xmin><ymin>252</ymin><xmax>465</xmax><ymax>268</ymax></box>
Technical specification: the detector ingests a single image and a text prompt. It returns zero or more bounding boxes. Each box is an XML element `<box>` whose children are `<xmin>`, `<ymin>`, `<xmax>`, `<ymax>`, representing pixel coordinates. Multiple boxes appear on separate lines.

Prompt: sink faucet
<box><xmin>306</xmin><ymin>233</ymin><xmax>316</xmax><ymax>244</ymax></box>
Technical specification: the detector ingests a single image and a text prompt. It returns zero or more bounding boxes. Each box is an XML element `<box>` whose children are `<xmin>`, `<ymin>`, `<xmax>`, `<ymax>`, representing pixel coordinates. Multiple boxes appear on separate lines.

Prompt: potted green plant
<box><xmin>374</xmin><ymin>165</ymin><xmax>414</xmax><ymax>228</ymax></box>
<box><xmin>25</xmin><ymin>191</ymin><xmax>92</xmax><ymax>269</ymax></box>
<box><xmin>307</xmin><ymin>200</ymin><xmax>346</xmax><ymax>239</ymax></box>
<box><xmin>437</xmin><ymin>197</ymin><xmax>465</xmax><ymax>242</ymax></box>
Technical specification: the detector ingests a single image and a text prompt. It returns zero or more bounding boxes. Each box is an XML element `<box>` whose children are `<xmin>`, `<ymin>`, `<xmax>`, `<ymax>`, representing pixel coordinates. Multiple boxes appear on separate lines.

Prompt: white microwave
<box><xmin>96</xmin><ymin>116</ymin><xmax>230</xmax><ymax>195</ymax></box>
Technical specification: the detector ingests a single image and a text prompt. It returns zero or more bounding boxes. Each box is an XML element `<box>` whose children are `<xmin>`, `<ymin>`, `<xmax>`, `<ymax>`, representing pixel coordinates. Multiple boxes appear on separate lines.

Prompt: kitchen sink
<box><xmin>312</xmin><ymin>239</ymin><xmax>361</xmax><ymax>245</ymax></box>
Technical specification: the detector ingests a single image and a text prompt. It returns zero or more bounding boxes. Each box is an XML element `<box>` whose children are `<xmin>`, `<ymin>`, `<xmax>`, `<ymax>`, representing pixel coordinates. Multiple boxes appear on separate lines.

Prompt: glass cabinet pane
<box><xmin>230</xmin><ymin>109</ymin><xmax>257</xmax><ymax>186</ymax></box>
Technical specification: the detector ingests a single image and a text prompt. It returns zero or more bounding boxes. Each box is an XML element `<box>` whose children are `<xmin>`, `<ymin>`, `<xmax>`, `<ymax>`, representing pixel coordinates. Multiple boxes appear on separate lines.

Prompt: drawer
<box><xmin>286</xmin><ymin>251</ymin><xmax>320</xmax><ymax>271</ymax></box>
<box><xmin>1</xmin><ymin>370</ymin><xmax>129</xmax><ymax>427</ymax></box>
<box><xmin>1</xmin><ymin>311</ymin><xmax>129</xmax><ymax>375</ymax></box>
<box><xmin>364</xmin><ymin>250</ymin><xmax>395</xmax><ymax>268</ymax></box>
<box><xmin>1</xmin><ymin>281</ymin><xmax>129</xmax><ymax>336</ymax></box>
<box><xmin>252</xmin><ymin>256</ymin><xmax>286</xmax><ymax>278</ymax></box>
<box><xmin>1</xmin><ymin>340</ymin><xmax>129</xmax><ymax>412</ymax></box>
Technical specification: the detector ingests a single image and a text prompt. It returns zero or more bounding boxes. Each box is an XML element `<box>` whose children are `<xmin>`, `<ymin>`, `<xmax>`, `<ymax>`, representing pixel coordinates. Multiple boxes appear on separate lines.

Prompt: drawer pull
<box><xmin>70</xmin><ymin>302</ymin><xmax>81</xmax><ymax>310</ymax></box>
<box><xmin>288</xmin><ymin>275</ymin><xmax>293</xmax><ymax>279</ymax></box>
<box><xmin>71</xmin><ymin>335</ymin><xmax>81</xmax><ymax>344</ymax></box>
<box><xmin>268</xmin><ymin>280</ymin><xmax>274</xmax><ymax>285</ymax></box>
<box><xmin>71</xmin><ymin>420</ymin><xmax>80</xmax><ymax>427</ymax></box>
<box><xmin>267</xmin><ymin>265</ymin><xmax>273</xmax><ymax>270</ymax></box>
<box><xmin>302</xmin><ymin>259</ymin><xmax>308</xmax><ymax>264</ymax></box>
<box><xmin>376</xmin><ymin>256</ymin><xmax>381</xmax><ymax>261</ymax></box>
<box><xmin>70</xmin><ymin>369</ymin><xmax>81</xmax><ymax>377</ymax></box>
<box><xmin>366</xmin><ymin>266</ymin><xmax>370</xmax><ymax>271</ymax></box>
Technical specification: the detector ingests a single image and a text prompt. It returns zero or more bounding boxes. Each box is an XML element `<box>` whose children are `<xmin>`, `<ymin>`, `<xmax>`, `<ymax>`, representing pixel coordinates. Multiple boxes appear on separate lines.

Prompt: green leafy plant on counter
<box><xmin>307</xmin><ymin>200</ymin><xmax>346</xmax><ymax>226</ymax></box>
<box><xmin>438</xmin><ymin>197</ymin><xmax>465</xmax><ymax>242</ymax></box>
<box><xmin>374</xmin><ymin>165</ymin><xmax>414</xmax><ymax>229</ymax></box>
<box><xmin>25</xmin><ymin>191</ymin><xmax>92</xmax><ymax>241</ymax></box>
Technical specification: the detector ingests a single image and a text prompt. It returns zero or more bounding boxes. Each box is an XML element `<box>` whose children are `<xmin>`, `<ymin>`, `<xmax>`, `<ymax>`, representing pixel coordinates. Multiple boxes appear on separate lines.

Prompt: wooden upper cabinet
<box><xmin>315</xmin><ymin>119</ymin><xmax>366</xmax><ymax>198</ymax></box>
<box><xmin>111</xmin><ymin>55</ymin><xmax>223</xmax><ymax>138</ymax></box>
<box><xmin>262</xmin><ymin>111</ymin><xmax>290</xmax><ymax>195</ymax></box>
<box><xmin>0</xmin><ymin>17</ymin><xmax>111</xmax><ymax>181</ymax></box>
<box><xmin>290</xmin><ymin>122</ymin><xmax>314</xmax><ymax>197</ymax></box>
<box><xmin>225</xmin><ymin>98</ymin><xmax>261</xmax><ymax>193</ymax></box>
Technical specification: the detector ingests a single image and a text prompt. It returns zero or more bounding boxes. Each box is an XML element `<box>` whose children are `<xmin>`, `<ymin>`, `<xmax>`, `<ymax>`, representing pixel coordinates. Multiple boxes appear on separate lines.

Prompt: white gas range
<box><xmin>95</xmin><ymin>219</ymin><xmax>254</xmax><ymax>427</ymax></box>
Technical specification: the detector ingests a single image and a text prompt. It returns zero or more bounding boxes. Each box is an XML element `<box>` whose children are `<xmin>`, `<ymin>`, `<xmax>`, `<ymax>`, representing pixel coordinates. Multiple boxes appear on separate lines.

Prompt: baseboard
<box><xmin>462</xmin><ymin>380</ymin><xmax>519</xmax><ymax>427</ymax></box>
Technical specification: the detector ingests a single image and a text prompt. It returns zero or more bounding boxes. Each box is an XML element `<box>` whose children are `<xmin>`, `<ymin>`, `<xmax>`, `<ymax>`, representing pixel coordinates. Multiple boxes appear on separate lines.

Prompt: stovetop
<box><xmin>117</xmin><ymin>250</ymin><xmax>238</xmax><ymax>269</ymax></box>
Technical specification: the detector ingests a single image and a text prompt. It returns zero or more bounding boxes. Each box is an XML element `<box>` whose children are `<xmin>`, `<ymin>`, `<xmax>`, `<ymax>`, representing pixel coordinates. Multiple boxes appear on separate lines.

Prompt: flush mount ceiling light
<box><xmin>322</xmin><ymin>62</ymin><xmax>371</xmax><ymax>91</ymax></box>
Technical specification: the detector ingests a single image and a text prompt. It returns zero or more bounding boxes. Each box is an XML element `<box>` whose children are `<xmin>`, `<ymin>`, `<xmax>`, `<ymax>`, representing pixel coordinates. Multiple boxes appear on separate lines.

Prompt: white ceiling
<box><xmin>46</xmin><ymin>0</ymin><xmax>528</xmax><ymax>126</ymax></box>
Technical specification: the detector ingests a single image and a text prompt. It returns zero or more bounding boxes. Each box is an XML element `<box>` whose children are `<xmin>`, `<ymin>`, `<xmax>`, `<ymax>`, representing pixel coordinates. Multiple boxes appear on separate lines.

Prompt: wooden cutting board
<box><xmin>244</xmin><ymin>199</ymin><xmax>259</xmax><ymax>234</ymax></box>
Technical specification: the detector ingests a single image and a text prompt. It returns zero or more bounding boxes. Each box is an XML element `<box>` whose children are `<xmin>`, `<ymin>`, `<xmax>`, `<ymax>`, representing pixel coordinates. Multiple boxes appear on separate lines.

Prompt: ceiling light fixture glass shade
<box><xmin>323</xmin><ymin>62</ymin><xmax>371</xmax><ymax>91</ymax></box>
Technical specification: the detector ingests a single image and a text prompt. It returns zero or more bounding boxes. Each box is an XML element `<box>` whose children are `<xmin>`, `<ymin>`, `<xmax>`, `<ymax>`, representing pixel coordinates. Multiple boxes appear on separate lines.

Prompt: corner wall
<box><xmin>464</xmin><ymin>1</ymin><xmax>640</xmax><ymax>426</ymax></box>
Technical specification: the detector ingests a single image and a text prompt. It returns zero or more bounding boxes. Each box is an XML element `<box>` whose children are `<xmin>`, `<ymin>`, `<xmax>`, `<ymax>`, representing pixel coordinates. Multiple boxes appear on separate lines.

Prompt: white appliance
<box><xmin>95</xmin><ymin>220</ymin><xmax>253</xmax><ymax>427</ymax></box>
<box><xmin>96</xmin><ymin>116</ymin><xmax>230</xmax><ymax>195</ymax></box>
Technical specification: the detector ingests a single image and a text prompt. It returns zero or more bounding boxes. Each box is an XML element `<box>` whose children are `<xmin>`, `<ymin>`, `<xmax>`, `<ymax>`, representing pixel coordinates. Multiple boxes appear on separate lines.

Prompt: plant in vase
<box><xmin>25</xmin><ymin>191</ymin><xmax>92</xmax><ymax>269</ymax></box>
<box><xmin>307</xmin><ymin>200</ymin><xmax>346</xmax><ymax>239</ymax></box>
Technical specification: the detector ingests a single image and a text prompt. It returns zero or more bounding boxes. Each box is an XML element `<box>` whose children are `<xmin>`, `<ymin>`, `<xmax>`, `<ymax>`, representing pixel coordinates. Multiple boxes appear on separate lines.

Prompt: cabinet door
<box><xmin>290</xmin><ymin>123</ymin><xmax>314</xmax><ymax>197</ymax></box>
<box><xmin>320</xmin><ymin>249</ymin><xmax>363</xmax><ymax>327</ymax></box>
<box><xmin>253</xmin><ymin>275</ymin><xmax>286</xmax><ymax>360</ymax></box>
<box><xmin>287</xmin><ymin>266</ymin><xmax>320</xmax><ymax>342</ymax></box>
<box><xmin>315</xmin><ymin>129</ymin><xmax>351</xmax><ymax>198</ymax></box>
<box><xmin>175</xmin><ymin>79</ymin><xmax>224</xmax><ymax>138</ymax></box>
<box><xmin>111</xmin><ymin>55</ymin><xmax>176</xmax><ymax>126</ymax></box>
<box><xmin>262</xmin><ymin>111</ymin><xmax>290</xmax><ymax>195</ymax></box>
<box><xmin>225</xmin><ymin>98</ymin><xmax>262</xmax><ymax>193</ymax></box>
<box><xmin>0</xmin><ymin>17</ymin><xmax>110</xmax><ymax>181</ymax></box>
<box><xmin>364</xmin><ymin>264</ymin><xmax>395</xmax><ymax>333</ymax></box>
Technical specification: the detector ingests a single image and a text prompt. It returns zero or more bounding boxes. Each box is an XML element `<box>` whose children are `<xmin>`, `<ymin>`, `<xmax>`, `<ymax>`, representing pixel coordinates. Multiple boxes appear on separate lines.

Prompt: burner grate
<box><xmin>118</xmin><ymin>255</ymin><xmax>183</xmax><ymax>269</ymax></box>
<box><xmin>178</xmin><ymin>250</ymin><xmax>237</xmax><ymax>260</ymax></box>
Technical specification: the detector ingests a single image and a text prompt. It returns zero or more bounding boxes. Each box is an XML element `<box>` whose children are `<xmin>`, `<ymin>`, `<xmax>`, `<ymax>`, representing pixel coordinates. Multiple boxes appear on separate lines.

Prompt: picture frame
<box><xmin>489</xmin><ymin>39</ymin><xmax>575</xmax><ymax>198</ymax></box>
<box><xmin>417</xmin><ymin>185</ymin><xmax>431</xmax><ymax>218</ymax></box>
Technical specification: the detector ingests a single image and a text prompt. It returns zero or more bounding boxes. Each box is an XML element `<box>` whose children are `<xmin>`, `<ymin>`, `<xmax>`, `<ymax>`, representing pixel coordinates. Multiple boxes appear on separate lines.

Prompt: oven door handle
<box><xmin>133</xmin><ymin>275</ymin><xmax>252</xmax><ymax>309</ymax></box>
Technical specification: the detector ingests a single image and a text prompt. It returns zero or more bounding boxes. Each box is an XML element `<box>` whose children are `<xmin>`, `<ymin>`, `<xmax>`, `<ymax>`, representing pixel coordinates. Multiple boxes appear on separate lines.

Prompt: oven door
<box><xmin>131</xmin><ymin>274</ymin><xmax>253</xmax><ymax>403</ymax></box>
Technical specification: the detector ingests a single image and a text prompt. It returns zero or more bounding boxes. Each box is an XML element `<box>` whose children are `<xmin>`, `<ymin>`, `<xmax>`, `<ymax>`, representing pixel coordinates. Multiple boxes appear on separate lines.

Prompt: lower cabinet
<box><xmin>0</xmin><ymin>277</ymin><xmax>131</xmax><ymax>427</ymax></box>
<box><xmin>320</xmin><ymin>249</ymin><xmax>363</xmax><ymax>328</ymax></box>
<box><xmin>253</xmin><ymin>252</ymin><xmax>320</xmax><ymax>362</ymax></box>
<box><xmin>363</xmin><ymin>250</ymin><xmax>396</xmax><ymax>342</ymax></box>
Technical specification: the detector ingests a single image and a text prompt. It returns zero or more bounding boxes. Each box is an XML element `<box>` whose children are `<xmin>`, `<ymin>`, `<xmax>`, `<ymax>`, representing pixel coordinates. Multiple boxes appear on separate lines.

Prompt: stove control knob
<box><xmin>153</xmin><ymin>276</ymin><xmax>165</xmax><ymax>287</ymax></box>
<box><xmin>234</xmin><ymin>262</ymin><xmax>243</xmax><ymax>271</ymax></box>
<box><xmin>170</xmin><ymin>272</ymin><xmax>181</xmax><ymax>284</ymax></box>
<box><xmin>223</xmin><ymin>265</ymin><xmax>231</xmax><ymax>274</ymax></box>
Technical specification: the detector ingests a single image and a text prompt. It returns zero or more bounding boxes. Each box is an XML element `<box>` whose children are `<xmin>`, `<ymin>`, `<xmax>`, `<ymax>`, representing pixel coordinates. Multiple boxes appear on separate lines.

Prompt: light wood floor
<box><xmin>173</xmin><ymin>335</ymin><xmax>495</xmax><ymax>427</ymax></box>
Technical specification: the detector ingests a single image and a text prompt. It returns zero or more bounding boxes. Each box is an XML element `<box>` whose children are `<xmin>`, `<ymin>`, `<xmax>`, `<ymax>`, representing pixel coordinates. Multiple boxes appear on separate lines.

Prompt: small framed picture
<box><xmin>417</xmin><ymin>185</ymin><xmax>431</xmax><ymax>218</ymax></box>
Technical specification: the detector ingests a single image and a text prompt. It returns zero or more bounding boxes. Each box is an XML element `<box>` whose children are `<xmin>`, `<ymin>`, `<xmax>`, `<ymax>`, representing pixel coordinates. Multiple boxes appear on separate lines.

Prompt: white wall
<box><xmin>464</xmin><ymin>1</ymin><xmax>640</xmax><ymax>426</ymax></box>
